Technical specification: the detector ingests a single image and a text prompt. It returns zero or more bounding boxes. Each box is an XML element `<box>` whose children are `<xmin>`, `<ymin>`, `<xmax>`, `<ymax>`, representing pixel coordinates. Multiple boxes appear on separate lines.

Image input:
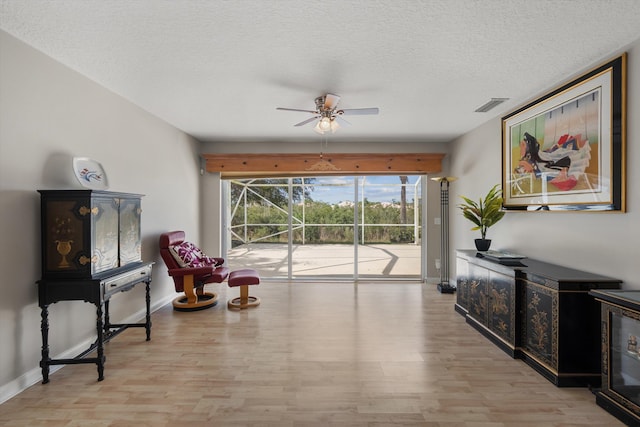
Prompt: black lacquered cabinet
<box><xmin>460</xmin><ymin>257</ymin><xmax>518</xmax><ymax>356</ymax></box>
<box><xmin>37</xmin><ymin>190</ymin><xmax>152</xmax><ymax>383</ymax></box>
<box><xmin>39</xmin><ymin>190</ymin><xmax>143</xmax><ymax>279</ymax></box>
<box><xmin>455</xmin><ymin>256</ymin><xmax>469</xmax><ymax>315</ymax></box>
<box><xmin>590</xmin><ymin>290</ymin><xmax>640</xmax><ymax>425</ymax></box>
<box><xmin>456</xmin><ymin>250</ymin><xmax>621</xmax><ymax>387</ymax></box>
<box><xmin>518</xmin><ymin>262</ymin><xmax>622</xmax><ymax>387</ymax></box>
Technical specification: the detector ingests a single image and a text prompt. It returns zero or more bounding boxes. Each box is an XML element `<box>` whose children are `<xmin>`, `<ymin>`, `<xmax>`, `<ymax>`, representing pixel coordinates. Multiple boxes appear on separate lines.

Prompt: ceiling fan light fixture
<box><xmin>330</xmin><ymin>119</ymin><xmax>340</xmax><ymax>133</ymax></box>
<box><xmin>319</xmin><ymin>117</ymin><xmax>331</xmax><ymax>131</ymax></box>
<box><xmin>313</xmin><ymin>117</ymin><xmax>340</xmax><ymax>135</ymax></box>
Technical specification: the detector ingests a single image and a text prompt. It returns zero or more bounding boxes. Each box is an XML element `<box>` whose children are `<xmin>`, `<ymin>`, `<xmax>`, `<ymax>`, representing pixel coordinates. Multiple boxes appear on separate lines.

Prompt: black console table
<box><xmin>38</xmin><ymin>261</ymin><xmax>153</xmax><ymax>383</ymax></box>
<box><xmin>456</xmin><ymin>249</ymin><xmax>621</xmax><ymax>387</ymax></box>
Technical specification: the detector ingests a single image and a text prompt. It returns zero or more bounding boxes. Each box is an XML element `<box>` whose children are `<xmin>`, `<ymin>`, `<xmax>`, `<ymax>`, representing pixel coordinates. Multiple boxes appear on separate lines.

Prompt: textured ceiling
<box><xmin>2</xmin><ymin>0</ymin><xmax>640</xmax><ymax>144</ymax></box>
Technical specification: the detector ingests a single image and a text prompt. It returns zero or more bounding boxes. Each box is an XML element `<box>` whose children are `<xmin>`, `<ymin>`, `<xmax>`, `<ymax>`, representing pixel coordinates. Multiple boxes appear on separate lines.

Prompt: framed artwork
<box><xmin>502</xmin><ymin>54</ymin><xmax>626</xmax><ymax>211</ymax></box>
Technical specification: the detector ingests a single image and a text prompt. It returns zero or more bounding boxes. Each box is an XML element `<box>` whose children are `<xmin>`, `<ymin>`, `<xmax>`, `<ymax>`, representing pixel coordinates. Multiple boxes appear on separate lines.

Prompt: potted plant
<box><xmin>458</xmin><ymin>184</ymin><xmax>505</xmax><ymax>251</ymax></box>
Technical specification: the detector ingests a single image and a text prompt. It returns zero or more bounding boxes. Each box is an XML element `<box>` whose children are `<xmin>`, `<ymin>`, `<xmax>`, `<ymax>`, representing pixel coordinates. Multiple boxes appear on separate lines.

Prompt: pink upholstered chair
<box><xmin>159</xmin><ymin>231</ymin><xmax>229</xmax><ymax>311</ymax></box>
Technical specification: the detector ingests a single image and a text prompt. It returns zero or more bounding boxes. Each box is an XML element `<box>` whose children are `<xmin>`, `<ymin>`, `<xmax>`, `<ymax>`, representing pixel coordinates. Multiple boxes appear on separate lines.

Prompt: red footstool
<box><xmin>227</xmin><ymin>269</ymin><xmax>260</xmax><ymax>309</ymax></box>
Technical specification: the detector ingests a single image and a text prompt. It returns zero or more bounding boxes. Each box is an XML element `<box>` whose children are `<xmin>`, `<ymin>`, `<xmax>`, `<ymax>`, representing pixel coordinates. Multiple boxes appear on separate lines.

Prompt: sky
<box><xmin>303</xmin><ymin>175</ymin><xmax>422</xmax><ymax>204</ymax></box>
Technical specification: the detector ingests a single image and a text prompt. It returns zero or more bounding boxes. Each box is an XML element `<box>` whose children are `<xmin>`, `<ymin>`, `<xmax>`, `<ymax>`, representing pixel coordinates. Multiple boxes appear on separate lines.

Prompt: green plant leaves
<box><xmin>457</xmin><ymin>184</ymin><xmax>505</xmax><ymax>239</ymax></box>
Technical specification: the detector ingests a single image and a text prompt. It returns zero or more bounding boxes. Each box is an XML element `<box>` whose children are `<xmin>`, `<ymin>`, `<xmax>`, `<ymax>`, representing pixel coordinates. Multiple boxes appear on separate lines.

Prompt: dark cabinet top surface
<box><xmin>589</xmin><ymin>289</ymin><xmax>640</xmax><ymax>311</ymax></box>
<box><xmin>38</xmin><ymin>189</ymin><xmax>144</xmax><ymax>198</ymax></box>
<box><xmin>457</xmin><ymin>249</ymin><xmax>621</xmax><ymax>288</ymax></box>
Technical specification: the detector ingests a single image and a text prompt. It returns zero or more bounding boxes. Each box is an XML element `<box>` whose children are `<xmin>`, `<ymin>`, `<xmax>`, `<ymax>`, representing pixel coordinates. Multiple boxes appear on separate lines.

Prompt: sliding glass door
<box><xmin>357</xmin><ymin>176</ymin><xmax>422</xmax><ymax>279</ymax></box>
<box><xmin>224</xmin><ymin>175</ymin><xmax>424</xmax><ymax>280</ymax></box>
<box><xmin>291</xmin><ymin>177</ymin><xmax>357</xmax><ymax>278</ymax></box>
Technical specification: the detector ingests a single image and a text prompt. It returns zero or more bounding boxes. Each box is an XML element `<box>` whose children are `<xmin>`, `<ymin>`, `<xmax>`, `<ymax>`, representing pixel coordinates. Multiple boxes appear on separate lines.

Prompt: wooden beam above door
<box><xmin>202</xmin><ymin>153</ymin><xmax>445</xmax><ymax>178</ymax></box>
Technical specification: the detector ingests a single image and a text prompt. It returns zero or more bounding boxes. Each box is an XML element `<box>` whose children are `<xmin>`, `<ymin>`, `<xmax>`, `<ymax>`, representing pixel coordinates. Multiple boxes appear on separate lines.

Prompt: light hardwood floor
<box><xmin>0</xmin><ymin>282</ymin><xmax>623</xmax><ymax>426</ymax></box>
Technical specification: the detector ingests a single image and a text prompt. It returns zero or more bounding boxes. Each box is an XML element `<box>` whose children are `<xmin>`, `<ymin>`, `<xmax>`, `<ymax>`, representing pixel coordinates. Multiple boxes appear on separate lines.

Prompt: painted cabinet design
<box><xmin>457</xmin><ymin>255</ymin><xmax>517</xmax><ymax>355</ymax></box>
<box><xmin>39</xmin><ymin>190</ymin><xmax>142</xmax><ymax>279</ymax></box>
<box><xmin>590</xmin><ymin>290</ymin><xmax>640</xmax><ymax>426</ymax></box>
<box><xmin>521</xmin><ymin>282</ymin><xmax>558</xmax><ymax>371</ymax></box>
<box><xmin>456</xmin><ymin>250</ymin><xmax>621</xmax><ymax>387</ymax></box>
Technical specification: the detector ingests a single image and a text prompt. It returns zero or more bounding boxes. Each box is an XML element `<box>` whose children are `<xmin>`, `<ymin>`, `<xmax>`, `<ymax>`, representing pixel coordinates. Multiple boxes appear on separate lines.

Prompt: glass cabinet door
<box><xmin>93</xmin><ymin>197</ymin><xmax>120</xmax><ymax>274</ymax></box>
<box><xmin>610</xmin><ymin>311</ymin><xmax>640</xmax><ymax>406</ymax></box>
<box><xmin>118</xmin><ymin>197</ymin><xmax>142</xmax><ymax>266</ymax></box>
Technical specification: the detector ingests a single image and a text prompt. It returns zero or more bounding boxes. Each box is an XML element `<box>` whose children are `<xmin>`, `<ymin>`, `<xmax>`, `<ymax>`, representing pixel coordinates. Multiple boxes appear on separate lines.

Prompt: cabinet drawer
<box><xmin>103</xmin><ymin>265</ymin><xmax>151</xmax><ymax>298</ymax></box>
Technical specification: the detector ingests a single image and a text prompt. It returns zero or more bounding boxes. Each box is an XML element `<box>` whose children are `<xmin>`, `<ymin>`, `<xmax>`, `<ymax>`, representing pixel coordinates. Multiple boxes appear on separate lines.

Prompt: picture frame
<box><xmin>502</xmin><ymin>54</ymin><xmax>626</xmax><ymax>211</ymax></box>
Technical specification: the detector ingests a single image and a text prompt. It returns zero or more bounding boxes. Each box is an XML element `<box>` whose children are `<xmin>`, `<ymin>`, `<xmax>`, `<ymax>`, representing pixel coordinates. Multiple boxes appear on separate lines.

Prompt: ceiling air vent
<box><xmin>474</xmin><ymin>98</ymin><xmax>509</xmax><ymax>113</ymax></box>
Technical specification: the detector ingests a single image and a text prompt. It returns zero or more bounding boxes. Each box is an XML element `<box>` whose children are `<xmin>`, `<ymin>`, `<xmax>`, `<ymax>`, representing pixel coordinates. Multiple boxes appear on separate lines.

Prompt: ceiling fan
<box><xmin>276</xmin><ymin>93</ymin><xmax>379</xmax><ymax>134</ymax></box>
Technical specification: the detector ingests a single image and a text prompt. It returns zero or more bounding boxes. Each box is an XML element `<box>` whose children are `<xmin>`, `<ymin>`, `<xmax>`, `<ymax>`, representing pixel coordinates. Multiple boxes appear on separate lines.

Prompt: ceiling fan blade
<box><xmin>335</xmin><ymin>116</ymin><xmax>351</xmax><ymax>127</ymax></box>
<box><xmin>276</xmin><ymin>107</ymin><xmax>318</xmax><ymax>114</ymax></box>
<box><xmin>339</xmin><ymin>107</ymin><xmax>379</xmax><ymax>116</ymax></box>
<box><xmin>324</xmin><ymin>93</ymin><xmax>341</xmax><ymax>110</ymax></box>
<box><xmin>294</xmin><ymin>116</ymin><xmax>320</xmax><ymax>127</ymax></box>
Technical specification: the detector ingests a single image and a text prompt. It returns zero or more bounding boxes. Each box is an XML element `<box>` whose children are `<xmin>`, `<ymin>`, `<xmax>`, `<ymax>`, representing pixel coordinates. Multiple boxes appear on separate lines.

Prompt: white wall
<box><xmin>0</xmin><ymin>31</ymin><xmax>202</xmax><ymax>402</ymax></box>
<box><xmin>449</xmin><ymin>40</ymin><xmax>640</xmax><ymax>287</ymax></box>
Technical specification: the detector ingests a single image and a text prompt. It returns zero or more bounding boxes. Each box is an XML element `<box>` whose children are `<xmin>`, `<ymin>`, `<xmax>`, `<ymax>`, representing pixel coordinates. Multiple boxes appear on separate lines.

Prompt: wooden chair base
<box><xmin>227</xmin><ymin>285</ymin><xmax>260</xmax><ymax>310</ymax></box>
<box><xmin>172</xmin><ymin>291</ymin><xmax>218</xmax><ymax>312</ymax></box>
